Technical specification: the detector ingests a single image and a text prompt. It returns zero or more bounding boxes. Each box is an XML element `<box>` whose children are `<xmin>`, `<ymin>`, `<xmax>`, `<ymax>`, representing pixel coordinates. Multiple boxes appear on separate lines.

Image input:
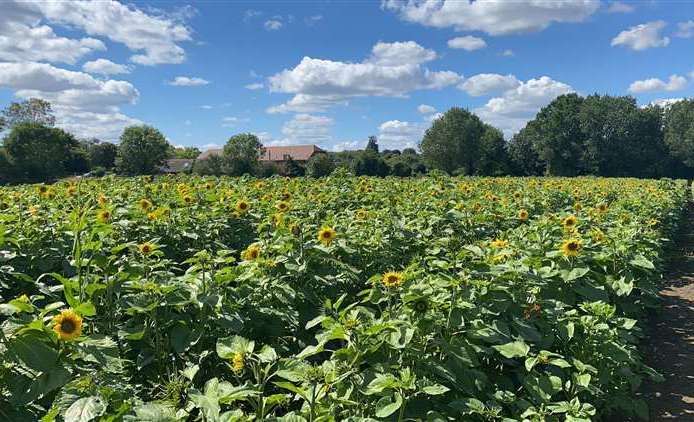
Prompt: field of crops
<box><xmin>0</xmin><ymin>175</ymin><xmax>689</xmax><ymax>421</ymax></box>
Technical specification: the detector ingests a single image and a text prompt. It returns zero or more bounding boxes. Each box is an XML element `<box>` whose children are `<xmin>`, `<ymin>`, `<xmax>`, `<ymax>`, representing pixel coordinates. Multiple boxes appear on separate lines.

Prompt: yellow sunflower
<box><xmin>317</xmin><ymin>226</ymin><xmax>336</xmax><ymax>246</ymax></box>
<box><xmin>138</xmin><ymin>198</ymin><xmax>153</xmax><ymax>212</ymax></box>
<box><xmin>562</xmin><ymin>215</ymin><xmax>578</xmax><ymax>229</ymax></box>
<box><xmin>53</xmin><ymin>309</ymin><xmax>83</xmax><ymax>341</ymax></box>
<box><xmin>138</xmin><ymin>242</ymin><xmax>156</xmax><ymax>255</ymax></box>
<box><xmin>518</xmin><ymin>209</ymin><xmax>529</xmax><ymax>221</ymax></box>
<box><xmin>490</xmin><ymin>239</ymin><xmax>509</xmax><ymax>249</ymax></box>
<box><xmin>382</xmin><ymin>271</ymin><xmax>404</xmax><ymax>288</ymax></box>
<box><xmin>241</xmin><ymin>244</ymin><xmax>261</xmax><ymax>261</ymax></box>
<box><xmin>232</xmin><ymin>352</ymin><xmax>244</xmax><ymax>372</ymax></box>
<box><xmin>275</xmin><ymin>201</ymin><xmax>290</xmax><ymax>212</ymax></box>
<box><xmin>561</xmin><ymin>238</ymin><xmax>582</xmax><ymax>257</ymax></box>
<box><xmin>235</xmin><ymin>200</ymin><xmax>250</xmax><ymax>214</ymax></box>
<box><xmin>96</xmin><ymin>209</ymin><xmax>111</xmax><ymax>223</ymax></box>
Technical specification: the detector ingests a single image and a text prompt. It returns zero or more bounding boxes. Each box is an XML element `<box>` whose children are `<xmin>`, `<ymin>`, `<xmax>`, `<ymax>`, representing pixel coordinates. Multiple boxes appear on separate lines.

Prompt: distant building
<box><xmin>160</xmin><ymin>158</ymin><xmax>194</xmax><ymax>174</ymax></box>
<box><xmin>197</xmin><ymin>144</ymin><xmax>325</xmax><ymax>163</ymax></box>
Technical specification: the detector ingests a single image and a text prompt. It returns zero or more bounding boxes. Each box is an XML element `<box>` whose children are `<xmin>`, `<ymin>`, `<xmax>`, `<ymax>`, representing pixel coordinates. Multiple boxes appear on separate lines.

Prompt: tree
<box><xmin>476</xmin><ymin>127</ymin><xmax>509</xmax><ymax>175</ymax></box>
<box><xmin>3</xmin><ymin>123</ymin><xmax>79</xmax><ymax>181</ymax></box>
<box><xmin>365</xmin><ymin>135</ymin><xmax>379</xmax><ymax>153</ymax></box>
<box><xmin>116</xmin><ymin>125</ymin><xmax>170</xmax><ymax>175</ymax></box>
<box><xmin>306</xmin><ymin>153</ymin><xmax>335</xmax><ymax>177</ymax></box>
<box><xmin>0</xmin><ymin>148</ymin><xmax>15</xmax><ymax>184</ymax></box>
<box><xmin>419</xmin><ymin>107</ymin><xmax>487</xmax><ymax>174</ymax></box>
<box><xmin>1</xmin><ymin>98</ymin><xmax>56</xmax><ymax>129</ymax></box>
<box><xmin>88</xmin><ymin>141</ymin><xmax>118</xmax><ymax>169</ymax></box>
<box><xmin>351</xmin><ymin>151</ymin><xmax>389</xmax><ymax>176</ymax></box>
<box><xmin>283</xmin><ymin>157</ymin><xmax>305</xmax><ymax>177</ymax></box>
<box><xmin>169</xmin><ymin>146</ymin><xmax>201</xmax><ymax>159</ymax></box>
<box><xmin>663</xmin><ymin>99</ymin><xmax>694</xmax><ymax>170</ymax></box>
<box><xmin>222</xmin><ymin>133</ymin><xmax>263</xmax><ymax>176</ymax></box>
<box><xmin>194</xmin><ymin>154</ymin><xmax>225</xmax><ymax>176</ymax></box>
<box><xmin>508</xmin><ymin>129</ymin><xmax>544</xmax><ymax>176</ymax></box>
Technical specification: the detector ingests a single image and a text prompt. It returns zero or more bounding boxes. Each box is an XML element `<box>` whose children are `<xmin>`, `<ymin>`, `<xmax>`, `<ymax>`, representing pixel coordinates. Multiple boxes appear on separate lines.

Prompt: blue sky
<box><xmin>0</xmin><ymin>1</ymin><xmax>693</xmax><ymax>151</ymax></box>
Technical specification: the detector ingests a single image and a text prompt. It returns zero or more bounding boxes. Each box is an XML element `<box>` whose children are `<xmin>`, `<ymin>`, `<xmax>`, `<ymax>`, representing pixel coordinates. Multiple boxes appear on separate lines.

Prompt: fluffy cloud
<box><xmin>382</xmin><ymin>0</ymin><xmax>599</xmax><ymax>35</ymax></box>
<box><xmin>0</xmin><ymin>22</ymin><xmax>105</xmax><ymax>64</ymax></box>
<box><xmin>628</xmin><ymin>74</ymin><xmax>687</xmax><ymax>93</ymax></box>
<box><xmin>221</xmin><ymin>116</ymin><xmax>250</xmax><ymax>128</ymax></box>
<box><xmin>268</xmin><ymin>41</ymin><xmax>461</xmax><ymax>113</ymax></box>
<box><xmin>447</xmin><ymin>36</ymin><xmax>486</xmax><ymax>51</ymax></box>
<box><xmin>82</xmin><ymin>59</ymin><xmax>131</xmax><ymax>75</ymax></box>
<box><xmin>168</xmin><ymin>76</ymin><xmax>210</xmax><ymax>86</ymax></box>
<box><xmin>474</xmin><ymin>76</ymin><xmax>574</xmax><ymax>137</ymax></box>
<box><xmin>245</xmin><ymin>82</ymin><xmax>264</xmax><ymax>90</ymax></box>
<box><xmin>264</xmin><ymin>20</ymin><xmax>283</xmax><ymax>31</ymax></box>
<box><xmin>417</xmin><ymin>104</ymin><xmax>436</xmax><ymax>114</ymax></box>
<box><xmin>378</xmin><ymin>119</ymin><xmax>425</xmax><ymax>149</ymax></box>
<box><xmin>606</xmin><ymin>2</ymin><xmax>634</xmax><ymax>13</ymax></box>
<box><xmin>648</xmin><ymin>98</ymin><xmax>684</xmax><ymax>108</ymax></box>
<box><xmin>459</xmin><ymin>73</ymin><xmax>520</xmax><ymax>96</ymax></box>
<box><xmin>0</xmin><ymin>61</ymin><xmax>140</xmax><ymax>140</ymax></box>
<box><xmin>611</xmin><ymin>21</ymin><xmax>670</xmax><ymax>51</ymax></box>
<box><xmin>675</xmin><ymin>21</ymin><xmax>694</xmax><ymax>38</ymax></box>
<box><xmin>278</xmin><ymin>113</ymin><xmax>334</xmax><ymax>144</ymax></box>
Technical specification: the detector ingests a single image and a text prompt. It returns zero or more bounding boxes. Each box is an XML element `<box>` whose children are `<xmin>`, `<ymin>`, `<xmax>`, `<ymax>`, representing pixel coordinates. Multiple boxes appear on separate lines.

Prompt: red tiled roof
<box><xmin>198</xmin><ymin>145</ymin><xmax>324</xmax><ymax>162</ymax></box>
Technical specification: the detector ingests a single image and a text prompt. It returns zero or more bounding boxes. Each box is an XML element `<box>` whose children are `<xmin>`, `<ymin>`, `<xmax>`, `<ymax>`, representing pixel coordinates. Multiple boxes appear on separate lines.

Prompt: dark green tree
<box><xmin>365</xmin><ymin>135</ymin><xmax>379</xmax><ymax>153</ymax></box>
<box><xmin>169</xmin><ymin>146</ymin><xmax>202</xmax><ymax>159</ymax></box>
<box><xmin>351</xmin><ymin>151</ymin><xmax>389</xmax><ymax>176</ymax></box>
<box><xmin>87</xmin><ymin>141</ymin><xmax>118</xmax><ymax>169</ymax></box>
<box><xmin>283</xmin><ymin>157</ymin><xmax>305</xmax><ymax>177</ymax></box>
<box><xmin>194</xmin><ymin>154</ymin><xmax>225</xmax><ymax>176</ymax></box>
<box><xmin>476</xmin><ymin>126</ymin><xmax>509</xmax><ymax>175</ymax></box>
<box><xmin>419</xmin><ymin>107</ymin><xmax>486</xmax><ymax>174</ymax></box>
<box><xmin>306</xmin><ymin>153</ymin><xmax>335</xmax><ymax>177</ymax></box>
<box><xmin>3</xmin><ymin>123</ymin><xmax>79</xmax><ymax>181</ymax></box>
<box><xmin>1</xmin><ymin>98</ymin><xmax>56</xmax><ymax>128</ymax></box>
<box><xmin>507</xmin><ymin>128</ymin><xmax>544</xmax><ymax>176</ymax></box>
<box><xmin>663</xmin><ymin>99</ymin><xmax>694</xmax><ymax>170</ymax></box>
<box><xmin>222</xmin><ymin>133</ymin><xmax>263</xmax><ymax>176</ymax></box>
<box><xmin>116</xmin><ymin>125</ymin><xmax>170</xmax><ymax>175</ymax></box>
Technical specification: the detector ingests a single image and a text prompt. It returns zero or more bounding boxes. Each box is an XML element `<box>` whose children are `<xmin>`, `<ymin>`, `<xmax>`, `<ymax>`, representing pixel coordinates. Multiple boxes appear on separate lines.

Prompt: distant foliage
<box><xmin>116</xmin><ymin>125</ymin><xmax>170</xmax><ymax>175</ymax></box>
<box><xmin>222</xmin><ymin>133</ymin><xmax>263</xmax><ymax>176</ymax></box>
<box><xmin>663</xmin><ymin>99</ymin><xmax>694</xmax><ymax>169</ymax></box>
<box><xmin>306</xmin><ymin>153</ymin><xmax>335</xmax><ymax>177</ymax></box>
<box><xmin>1</xmin><ymin>98</ymin><xmax>56</xmax><ymax>129</ymax></box>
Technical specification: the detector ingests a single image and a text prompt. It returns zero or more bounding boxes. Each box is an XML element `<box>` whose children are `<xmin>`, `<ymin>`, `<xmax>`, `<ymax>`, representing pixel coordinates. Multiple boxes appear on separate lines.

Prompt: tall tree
<box><xmin>88</xmin><ymin>141</ymin><xmax>118</xmax><ymax>169</ymax></box>
<box><xmin>222</xmin><ymin>133</ymin><xmax>263</xmax><ymax>176</ymax></box>
<box><xmin>477</xmin><ymin>126</ymin><xmax>509</xmax><ymax>176</ymax></box>
<box><xmin>663</xmin><ymin>99</ymin><xmax>694</xmax><ymax>170</ymax></box>
<box><xmin>507</xmin><ymin>128</ymin><xmax>544</xmax><ymax>176</ymax></box>
<box><xmin>169</xmin><ymin>146</ymin><xmax>202</xmax><ymax>159</ymax></box>
<box><xmin>419</xmin><ymin>107</ymin><xmax>486</xmax><ymax>174</ymax></box>
<box><xmin>1</xmin><ymin>98</ymin><xmax>56</xmax><ymax>128</ymax></box>
<box><xmin>365</xmin><ymin>136</ymin><xmax>379</xmax><ymax>153</ymax></box>
<box><xmin>116</xmin><ymin>125</ymin><xmax>170</xmax><ymax>175</ymax></box>
<box><xmin>3</xmin><ymin>123</ymin><xmax>79</xmax><ymax>181</ymax></box>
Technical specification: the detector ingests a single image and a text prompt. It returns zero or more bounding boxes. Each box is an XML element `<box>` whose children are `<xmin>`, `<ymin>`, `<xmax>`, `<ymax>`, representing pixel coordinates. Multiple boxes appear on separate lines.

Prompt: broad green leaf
<box><xmin>493</xmin><ymin>341</ymin><xmax>530</xmax><ymax>358</ymax></box>
<box><xmin>64</xmin><ymin>396</ymin><xmax>106</xmax><ymax>422</ymax></box>
<box><xmin>375</xmin><ymin>393</ymin><xmax>403</xmax><ymax>418</ymax></box>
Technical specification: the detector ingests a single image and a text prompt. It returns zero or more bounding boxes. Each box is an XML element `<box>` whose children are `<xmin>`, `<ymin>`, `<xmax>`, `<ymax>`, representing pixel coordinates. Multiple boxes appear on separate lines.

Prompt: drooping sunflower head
<box><xmin>53</xmin><ymin>309</ymin><xmax>83</xmax><ymax>341</ymax></box>
<box><xmin>241</xmin><ymin>244</ymin><xmax>261</xmax><ymax>261</ymax></box>
<box><xmin>236</xmin><ymin>200</ymin><xmax>250</xmax><ymax>214</ymax></box>
<box><xmin>96</xmin><ymin>209</ymin><xmax>111</xmax><ymax>223</ymax></box>
<box><xmin>67</xmin><ymin>186</ymin><xmax>77</xmax><ymax>197</ymax></box>
<box><xmin>317</xmin><ymin>226</ymin><xmax>336</xmax><ymax>246</ymax></box>
<box><xmin>232</xmin><ymin>352</ymin><xmax>245</xmax><ymax>372</ymax></box>
<box><xmin>518</xmin><ymin>209</ymin><xmax>529</xmax><ymax>221</ymax></box>
<box><xmin>138</xmin><ymin>198</ymin><xmax>153</xmax><ymax>211</ymax></box>
<box><xmin>138</xmin><ymin>242</ymin><xmax>156</xmax><ymax>255</ymax></box>
<box><xmin>561</xmin><ymin>238</ymin><xmax>582</xmax><ymax>257</ymax></box>
<box><xmin>97</xmin><ymin>193</ymin><xmax>107</xmax><ymax>206</ymax></box>
<box><xmin>382</xmin><ymin>271</ymin><xmax>404</xmax><ymax>288</ymax></box>
<box><xmin>562</xmin><ymin>215</ymin><xmax>578</xmax><ymax>229</ymax></box>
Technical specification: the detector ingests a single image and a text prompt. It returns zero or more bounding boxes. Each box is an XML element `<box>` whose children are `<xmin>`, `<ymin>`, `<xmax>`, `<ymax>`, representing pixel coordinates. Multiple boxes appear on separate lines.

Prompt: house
<box><xmin>160</xmin><ymin>158</ymin><xmax>194</xmax><ymax>174</ymax></box>
<box><xmin>197</xmin><ymin>145</ymin><xmax>325</xmax><ymax>163</ymax></box>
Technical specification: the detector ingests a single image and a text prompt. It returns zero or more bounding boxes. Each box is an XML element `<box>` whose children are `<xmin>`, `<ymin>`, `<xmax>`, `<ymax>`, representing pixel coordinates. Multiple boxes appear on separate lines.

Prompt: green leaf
<box><xmin>64</xmin><ymin>396</ymin><xmax>106</xmax><ymax>422</ymax></box>
<box><xmin>216</xmin><ymin>335</ymin><xmax>254</xmax><ymax>359</ymax></box>
<box><xmin>629</xmin><ymin>255</ymin><xmax>655</xmax><ymax>270</ymax></box>
<box><xmin>257</xmin><ymin>345</ymin><xmax>278</xmax><ymax>363</ymax></box>
<box><xmin>492</xmin><ymin>341</ymin><xmax>530</xmax><ymax>358</ymax></box>
<box><xmin>9</xmin><ymin>331</ymin><xmax>59</xmax><ymax>372</ymax></box>
<box><xmin>364</xmin><ymin>373</ymin><xmax>398</xmax><ymax>395</ymax></box>
<box><xmin>422</xmin><ymin>384</ymin><xmax>450</xmax><ymax>395</ymax></box>
<box><xmin>375</xmin><ymin>393</ymin><xmax>403</xmax><ymax>418</ymax></box>
<box><xmin>565</xmin><ymin>267</ymin><xmax>590</xmax><ymax>281</ymax></box>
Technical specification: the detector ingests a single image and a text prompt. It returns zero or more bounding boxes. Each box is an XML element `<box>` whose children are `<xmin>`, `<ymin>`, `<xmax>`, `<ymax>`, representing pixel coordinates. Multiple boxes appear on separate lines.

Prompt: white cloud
<box><xmin>0</xmin><ymin>61</ymin><xmax>140</xmax><ymax>140</ymax></box>
<box><xmin>611</xmin><ymin>21</ymin><xmax>670</xmax><ymax>51</ymax></box>
<box><xmin>278</xmin><ymin>113</ymin><xmax>334</xmax><ymax>144</ymax></box>
<box><xmin>378</xmin><ymin>119</ymin><xmax>425</xmax><ymax>149</ymax></box>
<box><xmin>460</xmin><ymin>73</ymin><xmax>521</xmax><ymax>96</ymax></box>
<box><xmin>628</xmin><ymin>74</ymin><xmax>688</xmax><ymax>93</ymax></box>
<box><xmin>0</xmin><ymin>22</ymin><xmax>105</xmax><ymax>64</ymax></box>
<box><xmin>675</xmin><ymin>21</ymin><xmax>694</xmax><ymax>38</ymax></box>
<box><xmin>331</xmin><ymin>140</ymin><xmax>360</xmax><ymax>151</ymax></box>
<box><xmin>82</xmin><ymin>58</ymin><xmax>131</xmax><ymax>75</ymax></box>
<box><xmin>4</xmin><ymin>0</ymin><xmax>194</xmax><ymax>66</ymax></box>
<box><xmin>606</xmin><ymin>2</ymin><xmax>634</xmax><ymax>13</ymax></box>
<box><xmin>382</xmin><ymin>0</ymin><xmax>600</xmax><ymax>35</ymax></box>
<box><xmin>305</xmin><ymin>15</ymin><xmax>323</xmax><ymax>26</ymax></box>
<box><xmin>417</xmin><ymin>104</ymin><xmax>436</xmax><ymax>114</ymax></box>
<box><xmin>168</xmin><ymin>76</ymin><xmax>210</xmax><ymax>86</ymax></box>
<box><xmin>268</xmin><ymin>41</ymin><xmax>461</xmax><ymax>113</ymax></box>
<box><xmin>245</xmin><ymin>82</ymin><xmax>264</xmax><ymax>90</ymax></box>
<box><xmin>264</xmin><ymin>20</ymin><xmax>283</xmax><ymax>31</ymax></box>
<box><xmin>426</xmin><ymin>112</ymin><xmax>444</xmax><ymax>122</ymax></box>
<box><xmin>648</xmin><ymin>98</ymin><xmax>684</xmax><ymax>108</ymax></box>
<box><xmin>474</xmin><ymin>76</ymin><xmax>575</xmax><ymax>137</ymax></box>
<box><xmin>447</xmin><ymin>36</ymin><xmax>487</xmax><ymax>51</ymax></box>
<box><xmin>244</xmin><ymin>10</ymin><xmax>262</xmax><ymax>22</ymax></box>
<box><xmin>221</xmin><ymin>116</ymin><xmax>250</xmax><ymax>127</ymax></box>
<box><xmin>501</xmin><ymin>49</ymin><xmax>514</xmax><ymax>57</ymax></box>
<box><xmin>200</xmin><ymin>105</ymin><xmax>213</xmax><ymax>110</ymax></box>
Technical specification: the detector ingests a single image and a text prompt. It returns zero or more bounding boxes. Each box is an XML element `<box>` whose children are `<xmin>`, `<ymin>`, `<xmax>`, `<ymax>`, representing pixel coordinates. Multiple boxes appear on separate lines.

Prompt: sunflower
<box><xmin>271</xmin><ymin>213</ymin><xmax>284</xmax><ymax>227</ymax></box>
<box><xmin>67</xmin><ymin>186</ymin><xmax>77</xmax><ymax>197</ymax></box>
<box><xmin>490</xmin><ymin>239</ymin><xmax>509</xmax><ymax>249</ymax></box>
<box><xmin>518</xmin><ymin>209</ymin><xmax>529</xmax><ymax>221</ymax></box>
<box><xmin>412</xmin><ymin>299</ymin><xmax>429</xmax><ymax>313</ymax></box>
<box><xmin>355</xmin><ymin>209</ymin><xmax>368</xmax><ymax>220</ymax></box>
<box><xmin>53</xmin><ymin>309</ymin><xmax>83</xmax><ymax>341</ymax></box>
<box><xmin>96</xmin><ymin>209</ymin><xmax>111</xmax><ymax>223</ymax></box>
<box><xmin>597</xmin><ymin>203</ymin><xmax>608</xmax><ymax>213</ymax></box>
<box><xmin>182</xmin><ymin>194</ymin><xmax>194</xmax><ymax>205</ymax></box>
<box><xmin>275</xmin><ymin>201</ymin><xmax>289</xmax><ymax>212</ymax></box>
<box><xmin>97</xmin><ymin>193</ymin><xmax>107</xmax><ymax>206</ymax></box>
<box><xmin>138</xmin><ymin>242</ymin><xmax>156</xmax><ymax>255</ymax></box>
<box><xmin>235</xmin><ymin>200</ymin><xmax>250</xmax><ymax>214</ymax></box>
<box><xmin>561</xmin><ymin>238</ymin><xmax>582</xmax><ymax>257</ymax></box>
<box><xmin>138</xmin><ymin>198</ymin><xmax>153</xmax><ymax>212</ymax></box>
<box><xmin>232</xmin><ymin>352</ymin><xmax>244</xmax><ymax>372</ymax></box>
<box><xmin>562</xmin><ymin>215</ymin><xmax>578</xmax><ymax>229</ymax></box>
<box><xmin>317</xmin><ymin>226</ymin><xmax>336</xmax><ymax>246</ymax></box>
<box><xmin>37</xmin><ymin>185</ymin><xmax>48</xmax><ymax>195</ymax></box>
<box><xmin>241</xmin><ymin>244</ymin><xmax>261</xmax><ymax>261</ymax></box>
<box><xmin>381</xmin><ymin>271</ymin><xmax>404</xmax><ymax>288</ymax></box>
<box><xmin>590</xmin><ymin>229</ymin><xmax>605</xmax><ymax>243</ymax></box>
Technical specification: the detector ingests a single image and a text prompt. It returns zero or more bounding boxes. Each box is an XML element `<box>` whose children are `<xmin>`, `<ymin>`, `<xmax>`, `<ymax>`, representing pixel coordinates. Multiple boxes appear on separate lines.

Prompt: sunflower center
<box><xmin>60</xmin><ymin>320</ymin><xmax>76</xmax><ymax>334</ymax></box>
<box><xmin>568</xmin><ymin>242</ymin><xmax>578</xmax><ymax>251</ymax></box>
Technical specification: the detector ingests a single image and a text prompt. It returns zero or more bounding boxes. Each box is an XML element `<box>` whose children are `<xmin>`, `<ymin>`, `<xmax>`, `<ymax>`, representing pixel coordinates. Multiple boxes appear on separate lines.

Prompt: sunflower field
<box><xmin>0</xmin><ymin>175</ymin><xmax>689</xmax><ymax>421</ymax></box>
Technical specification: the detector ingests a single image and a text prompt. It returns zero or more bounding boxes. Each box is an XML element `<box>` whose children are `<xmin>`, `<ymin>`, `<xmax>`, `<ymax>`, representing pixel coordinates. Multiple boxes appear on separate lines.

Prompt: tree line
<box><xmin>1</xmin><ymin>94</ymin><xmax>693</xmax><ymax>184</ymax></box>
